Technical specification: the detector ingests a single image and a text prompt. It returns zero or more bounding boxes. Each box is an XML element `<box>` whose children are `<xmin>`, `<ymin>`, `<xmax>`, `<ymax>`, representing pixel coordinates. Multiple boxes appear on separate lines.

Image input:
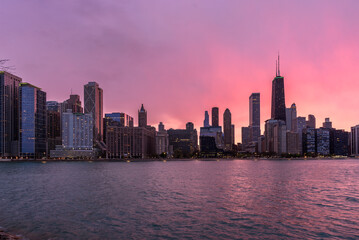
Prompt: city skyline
<box><xmin>1</xmin><ymin>0</ymin><xmax>359</xmax><ymax>142</ymax></box>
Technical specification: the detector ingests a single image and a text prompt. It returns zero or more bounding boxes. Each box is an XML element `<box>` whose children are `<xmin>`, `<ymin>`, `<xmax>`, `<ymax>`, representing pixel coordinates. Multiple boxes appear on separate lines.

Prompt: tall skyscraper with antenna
<box><xmin>271</xmin><ymin>54</ymin><xmax>286</xmax><ymax>122</ymax></box>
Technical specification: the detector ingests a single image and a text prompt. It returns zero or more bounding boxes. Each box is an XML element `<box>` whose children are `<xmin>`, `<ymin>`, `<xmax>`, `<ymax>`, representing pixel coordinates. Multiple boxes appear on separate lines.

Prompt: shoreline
<box><xmin>0</xmin><ymin>229</ymin><xmax>22</xmax><ymax>240</ymax></box>
<box><xmin>0</xmin><ymin>157</ymin><xmax>355</xmax><ymax>163</ymax></box>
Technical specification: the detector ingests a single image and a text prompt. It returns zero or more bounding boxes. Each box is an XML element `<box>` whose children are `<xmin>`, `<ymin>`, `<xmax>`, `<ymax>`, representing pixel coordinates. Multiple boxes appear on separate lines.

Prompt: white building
<box><xmin>62</xmin><ymin>110</ymin><xmax>93</xmax><ymax>149</ymax></box>
<box><xmin>50</xmin><ymin>110</ymin><xmax>94</xmax><ymax>158</ymax></box>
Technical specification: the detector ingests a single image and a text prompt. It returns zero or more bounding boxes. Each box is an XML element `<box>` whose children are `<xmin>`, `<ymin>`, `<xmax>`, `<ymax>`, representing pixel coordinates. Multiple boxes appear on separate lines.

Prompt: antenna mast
<box><xmin>278</xmin><ymin>52</ymin><xmax>280</xmax><ymax>76</ymax></box>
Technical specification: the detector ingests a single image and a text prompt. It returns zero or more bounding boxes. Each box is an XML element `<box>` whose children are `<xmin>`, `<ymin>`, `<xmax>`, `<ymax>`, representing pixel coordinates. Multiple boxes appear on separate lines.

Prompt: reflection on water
<box><xmin>0</xmin><ymin>160</ymin><xmax>359</xmax><ymax>239</ymax></box>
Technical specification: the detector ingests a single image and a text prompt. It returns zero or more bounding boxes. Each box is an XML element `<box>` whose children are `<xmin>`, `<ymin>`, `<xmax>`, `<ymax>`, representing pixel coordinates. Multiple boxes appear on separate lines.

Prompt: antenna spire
<box><xmin>278</xmin><ymin>52</ymin><xmax>280</xmax><ymax>76</ymax></box>
<box><xmin>276</xmin><ymin>59</ymin><xmax>278</xmax><ymax>76</ymax></box>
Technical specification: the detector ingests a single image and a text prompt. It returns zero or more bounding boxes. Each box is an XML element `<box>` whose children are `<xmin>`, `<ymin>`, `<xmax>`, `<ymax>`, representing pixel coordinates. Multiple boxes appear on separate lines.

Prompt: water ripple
<box><xmin>0</xmin><ymin>160</ymin><xmax>359</xmax><ymax>239</ymax></box>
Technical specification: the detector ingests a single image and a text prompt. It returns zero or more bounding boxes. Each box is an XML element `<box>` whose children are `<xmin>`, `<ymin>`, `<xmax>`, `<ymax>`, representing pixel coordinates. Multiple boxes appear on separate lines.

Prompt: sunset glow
<box><xmin>1</xmin><ymin>0</ymin><xmax>359</xmax><ymax>142</ymax></box>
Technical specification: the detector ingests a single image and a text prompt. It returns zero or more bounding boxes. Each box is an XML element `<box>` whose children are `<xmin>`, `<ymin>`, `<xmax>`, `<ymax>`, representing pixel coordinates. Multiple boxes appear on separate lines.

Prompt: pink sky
<box><xmin>1</xmin><ymin>0</ymin><xmax>359</xmax><ymax>142</ymax></box>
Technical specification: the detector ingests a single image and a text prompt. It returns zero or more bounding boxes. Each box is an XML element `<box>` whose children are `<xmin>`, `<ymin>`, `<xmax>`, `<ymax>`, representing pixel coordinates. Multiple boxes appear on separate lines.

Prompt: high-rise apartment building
<box><xmin>286</xmin><ymin>131</ymin><xmax>300</xmax><ymax>155</ymax></box>
<box><xmin>316</xmin><ymin>128</ymin><xmax>330</xmax><ymax>155</ymax></box>
<box><xmin>249</xmin><ymin>93</ymin><xmax>260</xmax><ymax>142</ymax></box>
<box><xmin>303</xmin><ymin>128</ymin><xmax>316</xmax><ymax>154</ymax></box>
<box><xmin>0</xmin><ymin>71</ymin><xmax>22</xmax><ymax>157</ymax></box>
<box><xmin>332</xmin><ymin>129</ymin><xmax>349</xmax><ymax>156</ymax></box>
<box><xmin>19</xmin><ymin>83</ymin><xmax>47</xmax><ymax>158</ymax></box>
<box><xmin>61</xmin><ymin>110</ymin><xmax>93</xmax><ymax>150</ymax></box>
<box><xmin>271</xmin><ymin>56</ymin><xmax>286</xmax><ymax>122</ymax></box>
<box><xmin>212</xmin><ymin>107</ymin><xmax>219</xmax><ymax>127</ymax></box>
<box><xmin>84</xmin><ymin>82</ymin><xmax>103</xmax><ymax>142</ymax></box>
<box><xmin>50</xmin><ymin>110</ymin><xmax>94</xmax><ymax>158</ymax></box>
<box><xmin>223</xmin><ymin>108</ymin><xmax>232</xmax><ymax>150</ymax></box>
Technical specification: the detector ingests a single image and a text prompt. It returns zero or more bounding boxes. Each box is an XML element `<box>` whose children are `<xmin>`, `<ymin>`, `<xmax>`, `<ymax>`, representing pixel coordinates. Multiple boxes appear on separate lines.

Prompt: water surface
<box><xmin>1</xmin><ymin>159</ymin><xmax>359</xmax><ymax>239</ymax></box>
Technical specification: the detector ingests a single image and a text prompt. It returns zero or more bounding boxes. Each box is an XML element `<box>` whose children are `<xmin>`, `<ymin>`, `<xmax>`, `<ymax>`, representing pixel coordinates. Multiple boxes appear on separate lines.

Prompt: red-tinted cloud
<box><xmin>1</xmin><ymin>0</ymin><xmax>359</xmax><ymax>142</ymax></box>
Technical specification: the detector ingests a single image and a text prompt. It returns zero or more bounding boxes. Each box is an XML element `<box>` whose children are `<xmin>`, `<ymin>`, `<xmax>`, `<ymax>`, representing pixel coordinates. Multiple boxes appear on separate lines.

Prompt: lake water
<box><xmin>0</xmin><ymin>159</ymin><xmax>359</xmax><ymax>239</ymax></box>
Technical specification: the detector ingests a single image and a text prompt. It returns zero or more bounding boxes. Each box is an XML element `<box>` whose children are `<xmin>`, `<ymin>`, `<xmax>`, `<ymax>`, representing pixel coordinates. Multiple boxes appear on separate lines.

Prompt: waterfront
<box><xmin>1</xmin><ymin>159</ymin><xmax>359</xmax><ymax>239</ymax></box>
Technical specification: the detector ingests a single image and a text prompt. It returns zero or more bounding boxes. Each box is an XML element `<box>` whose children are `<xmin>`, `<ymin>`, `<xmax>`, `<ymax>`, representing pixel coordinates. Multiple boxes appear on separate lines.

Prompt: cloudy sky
<box><xmin>1</xmin><ymin>0</ymin><xmax>359</xmax><ymax>142</ymax></box>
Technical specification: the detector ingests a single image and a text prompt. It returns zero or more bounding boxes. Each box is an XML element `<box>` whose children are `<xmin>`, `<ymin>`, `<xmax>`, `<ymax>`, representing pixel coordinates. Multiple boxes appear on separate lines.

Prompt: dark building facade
<box><xmin>241</xmin><ymin>126</ymin><xmax>250</xmax><ymax>150</ymax></box>
<box><xmin>223</xmin><ymin>108</ymin><xmax>232</xmax><ymax>150</ymax></box>
<box><xmin>249</xmin><ymin>93</ymin><xmax>260</xmax><ymax>142</ymax></box>
<box><xmin>105</xmin><ymin>112</ymin><xmax>134</xmax><ymax>127</ymax></box>
<box><xmin>271</xmin><ymin>57</ymin><xmax>286</xmax><ymax>122</ymax></box>
<box><xmin>303</xmin><ymin>128</ymin><xmax>316</xmax><ymax>154</ymax></box>
<box><xmin>212</xmin><ymin>107</ymin><xmax>219</xmax><ymax>127</ymax></box>
<box><xmin>203</xmin><ymin>111</ymin><xmax>210</xmax><ymax>127</ymax></box>
<box><xmin>323</xmin><ymin>118</ymin><xmax>332</xmax><ymax>129</ymax></box>
<box><xmin>19</xmin><ymin>83</ymin><xmax>47</xmax><ymax>158</ymax></box>
<box><xmin>168</xmin><ymin>123</ymin><xmax>198</xmax><ymax>158</ymax></box>
<box><xmin>200</xmin><ymin>136</ymin><xmax>222</xmax><ymax>157</ymax></box>
<box><xmin>307</xmin><ymin>114</ymin><xmax>316</xmax><ymax>129</ymax></box>
<box><xmin>106</xmin><ymin>125</ymin><xmax>155</xmax><ymax>158</ymax></box>
<box><xmin>331</xmin><ymin>129</ymin><xmax>349</xmax><ymax>156</ymax></box>
<box><xmin>138</xmin><ymin>104</ymin><xmax>147</xmax><ymax>127</ymax></box>
<box><xmin>0</xmin><ymin>71</ymin><xmax>22</xmax><ymax>157</ymax></box>
<box><xmin>46</xmin><ymin>101</ymin><xmax>61</xmax><ymax>154</ymax></box>
<box><xmin>62</xmin><ymin>94</ymin><xmax>83</xmax><ymax>113</ymax></box>
<box><xmin>84</xmin><ymin>82</ymin><xmax>103</xmax><ymax>143</ymax></box>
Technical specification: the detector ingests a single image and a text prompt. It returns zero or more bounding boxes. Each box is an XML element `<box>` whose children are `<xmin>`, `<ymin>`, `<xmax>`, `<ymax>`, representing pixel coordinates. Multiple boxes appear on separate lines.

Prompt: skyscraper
<box><xmin>241</xmin><ymin>126</ymin><xmax>250</xmax><ymax>149</ymax></box>
<box><xmin>249</xmin><ymin>93</ymin><xmax>260</xmax><ymax>142</ymax></box>
<box><xmin>46</xmin><ymin>101</ymin><xmax>61</xmax><ymax>154</ymax></box>
<box><xmin>264</xmin><ymin>119</ymin><xmax>286</xmax><ymax>154</ymax></box>
<box><xmin>212</xmin><ymin>107</ymin><xmax>219</xmax><ymax>127</ymax></box>
<box><xmin>351</xmin><ymin>125</ymin><xmax>359</xmax><ymax>156</ymax></box>
<box><xmin>84</xmin><ymin>82</ymin><xmax>103</xmax><ymax>143</ymax></box>
<box><xmin>286</xmin><ymin>103</ymin><xmax>297</xmax><ymax>131</ymax></box>
<box><xmin>156</xmin><ymin>122</ymin><xmax>168</xmax><ymax>155</ymax></box>
<box><xmin>62</xmin><ymin>94</ymin><xmax>83</xmax><ymax>113</ymax></box>
<box><xmin>223</xmin><ymin>108</ymin><xmax>232</xmax><ymax>150</ymax></box>
<box><xmin>323</xmin><ymin>118</ymin><xmax>332</xmax><ymax>129</ymax></box>
<box><xmin>317</xmin><ymin>128</ymin><xmax>330</xmax><ymax>155</ymax></box>
<box><xmin>0</xmin><ymin>71</ymin><xmax>22</xmax><ymax>157</ymax></box>
<box><xmin>61</xmin><ymin>110</ymin><xmax>93</xmax><ymax>150</ymax></box>
<box><xmin>271</xmin><ymin>55</ymin><xmax>286</xmax><ymax>122</ymax></box>
<box><xmin>307</xmin><ymin>114</ymin><xmax>316</xmax><ymax>128</ymax></box>
<box><xmin>203</xmin><ymin>111</ymin><xmax>210</xmax><ymax>127</ymax></box>
<box><xmin>332</xmin><ymin>129</ymin><xmax>349</xmax><ymax>156</ymax></box>
<box><xmin>50</xmin><ymin>109</ymin><xmax>95</xmax><ymax>159</ymax></box>
<box><xmin>293</xmin><ymin>116</ymin><xmax>307</xmax><ymax>154</ymax></box>
<box><xmin>138</xmin><ymin>104</ymin><xmax>147</xmax><ymax>127</ymax></box>
<box><xmin>19</xmin><ymin>83</ymin><xmax>47</xmax><ymax>158</ymax></box>
<box><xmin>231</xmin><ymin>124</ymin><xmax>235</xmax><ymax>145</ymax></box>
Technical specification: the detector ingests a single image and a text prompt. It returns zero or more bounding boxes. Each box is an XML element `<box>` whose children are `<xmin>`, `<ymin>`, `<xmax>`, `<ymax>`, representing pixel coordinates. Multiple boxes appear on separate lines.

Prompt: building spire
<box><xmin>276</xmin><ymin>59</ymin><xmax>278</xmax><ymax>77</ymax></box>
<box><xmin>278</xmin><ymin>52</ymin><xmax>280</xmax><ymax>76</ymax></box>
